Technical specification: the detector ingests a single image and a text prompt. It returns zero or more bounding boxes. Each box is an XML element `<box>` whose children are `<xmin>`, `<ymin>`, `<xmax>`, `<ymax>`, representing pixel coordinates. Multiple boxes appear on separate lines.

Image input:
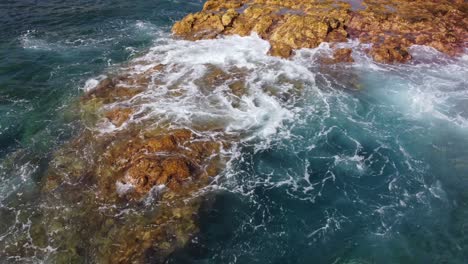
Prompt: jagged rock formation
<box><xmin>173</xmin><ymin>0</ymin><xmax>468</xmax><ymax>63</ymax></box>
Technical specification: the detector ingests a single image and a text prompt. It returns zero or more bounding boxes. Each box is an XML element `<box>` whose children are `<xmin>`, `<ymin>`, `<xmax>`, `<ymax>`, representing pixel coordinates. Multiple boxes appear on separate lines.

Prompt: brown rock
<box><xmin>172</xmin><ymin>0</ymin><xmax>468</xmax><ymax>63</ymax></box>
<box><xmin>370</xmin><ymin>44</ymin><xmax>412</xmax><ymax>63</ymax></box>
<box><xmin>121</xmin><ymin>142</ymin><xmax>195</xmax><ymax>194</ymax></box>
<box><xmin>173</xmin><ymin>13</ymin><xmax>225</xmax><ymax>40</ymax></box>
<box><xmin>269</xmin><ymin>42</ymin><xmax>293</xmax><ymax>58</ymax></box>
<box><xmin>229</xmin><ymin>80</ymin><xmax>247</xmax><ymax>97</ymax></box>
<box><xmin>319</xmin><ymin>48</ymin><xmax>354</xmax><ymax>64</ymax></box>
<box><xmin>146</xmin><ymin>135</ymin><xmax>177</xmax><ymax>152</ymax></box>
<box><xmin>222</xmin><ymin>9</ymin><xmax>239</xmax><ymax>26</ymax></box>
<box><xmin>126</xmin><ymin>158</ymin><xmax>163</xmax><ymax>191</ymax></box>
<box><xmin>333</xmin><ymin>48</ymin><xmax>354</xmax><ymax>63</ymax></box>
<box><xmin>105</xmin><ymin>107</ymin><xmax>133</xmax><ymax>127</ymax></box>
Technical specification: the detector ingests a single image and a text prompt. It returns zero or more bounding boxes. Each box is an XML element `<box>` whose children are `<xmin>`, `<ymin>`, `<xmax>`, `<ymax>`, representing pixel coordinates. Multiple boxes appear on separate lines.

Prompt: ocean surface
<box><xmin>1</xmin><ymin>1</ymin><xmax>468</xmax><ymax>263</ymax></box>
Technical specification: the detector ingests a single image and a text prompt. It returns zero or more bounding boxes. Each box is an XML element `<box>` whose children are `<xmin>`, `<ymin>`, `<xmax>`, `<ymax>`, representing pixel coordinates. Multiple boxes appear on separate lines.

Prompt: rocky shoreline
<box><xmin>32</xmin><ymin>65</ymin><xmax>231</xmax><ymax>262</ymax></box>
<box><xmin>173</xmin><ymin>0</ymin><xmax>467</xmax><ymax>63</ymax></box>
<box><xmin>7</xmin><ymin>0</ymin><xmax>466</xmax><ymax>263</ymax></box>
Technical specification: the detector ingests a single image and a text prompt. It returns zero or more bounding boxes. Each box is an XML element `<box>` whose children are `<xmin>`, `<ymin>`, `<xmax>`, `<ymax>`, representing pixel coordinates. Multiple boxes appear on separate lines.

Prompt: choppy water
<box><xmin>1</xmin><ymin>1</ymin><xmax>468</xmax><ymax>263</ymax></box>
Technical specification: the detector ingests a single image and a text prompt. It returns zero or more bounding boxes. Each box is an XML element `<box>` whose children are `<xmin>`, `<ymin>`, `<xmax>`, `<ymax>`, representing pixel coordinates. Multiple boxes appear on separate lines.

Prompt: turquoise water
<box><xmin>1</xmin><ymin>1</ymin><xmax>468</xmax><ymax>263</ymax></box>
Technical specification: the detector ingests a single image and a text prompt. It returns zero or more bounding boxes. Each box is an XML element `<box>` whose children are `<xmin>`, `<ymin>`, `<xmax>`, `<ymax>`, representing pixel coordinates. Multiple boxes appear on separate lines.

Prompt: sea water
<box><xmin>1</xmin><ymin>1</ymin><xmax>468</xmax><ymax>263</ymax></box>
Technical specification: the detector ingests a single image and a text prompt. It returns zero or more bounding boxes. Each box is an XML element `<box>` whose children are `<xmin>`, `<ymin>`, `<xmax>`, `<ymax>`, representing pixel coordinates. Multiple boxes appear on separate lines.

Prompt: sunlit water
<box><xmin>1</xmin><ymin>1</ymin><xmax>468</xmax><ymax>263</ymax></box>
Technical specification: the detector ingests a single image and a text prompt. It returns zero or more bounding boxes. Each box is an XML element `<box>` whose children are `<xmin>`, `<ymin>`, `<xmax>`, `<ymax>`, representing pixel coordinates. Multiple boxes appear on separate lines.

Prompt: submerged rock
<box><xmin>13</xmin><ymin>63</ymin><xmax>235</xmax><ymax>263</ymax></box>
<box><xmin>173</xmin><ymin>0</ymin><xmax>468</xmax><ymax>63</ymax></box>
<box><xmin>105</xmin><ymin>107</ymin><xmax>133</xmax><ymax>127</ymax></box>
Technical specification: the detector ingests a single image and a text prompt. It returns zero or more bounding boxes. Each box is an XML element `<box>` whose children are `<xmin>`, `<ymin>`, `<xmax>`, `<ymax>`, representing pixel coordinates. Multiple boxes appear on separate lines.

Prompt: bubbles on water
<box><xmin>20</xmin><ymin>20</ymin><xmax>165</xmax><ymax>56</ymax></box>
<box><xmin>307</xmin><ymin>209</ymin><xmax>350</xmax><ymax>241</ymax></box>
<box><xmin>19</xmin><ymin>30</ymin><xmax>55</xmax><ymax>51</ymax></box>
<box><xmin>83</xmin><ymin>75</ymin><xmax>107</xmax><ymax>92</ymax></box>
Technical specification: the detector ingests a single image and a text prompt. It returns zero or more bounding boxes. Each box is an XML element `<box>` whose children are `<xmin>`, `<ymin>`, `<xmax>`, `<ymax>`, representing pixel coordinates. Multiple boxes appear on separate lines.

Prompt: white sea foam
<box><xmin>83</xmin><ymin>75</ymin><xmax>107</xmax><ymax>92</ymax></box>
<box><xmin>116</xmin><ymin>181</ymin><xmax>135</xmax><ymax>196</ymax></box>
<box><xmin>94</xmin><ymin>34</ymin><xmax>311</xmax><ymax>143</ymax></box>
<box><xmin>20</xmin><ymin>20</ymin><xmax>164</xmax><ymax>53</ymax></box>
<box><xmin>0</xmin><ymin>161</ymin><xmax>37</xmax><ymax>203</ymax></box>
<box><xmin>20</xmin><ymin>30</ymin><xmax>56</xmax><ymax>51</ymax></box>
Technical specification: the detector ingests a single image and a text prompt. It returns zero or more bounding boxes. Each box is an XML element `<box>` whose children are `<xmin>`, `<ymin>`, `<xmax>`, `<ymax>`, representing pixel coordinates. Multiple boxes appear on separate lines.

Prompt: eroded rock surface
<box><xmin>173</xmin><ymin>0</ymin><xmax>468</xmax><ymax>63</ymax></box>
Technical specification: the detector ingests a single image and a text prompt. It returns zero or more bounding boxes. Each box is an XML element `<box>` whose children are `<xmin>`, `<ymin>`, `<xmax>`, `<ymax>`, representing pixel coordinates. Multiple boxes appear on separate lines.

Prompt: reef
<box><xmin>173</xmin><ymin>0</ymin><xmax>468</xmax><ymax>63</ymax></box>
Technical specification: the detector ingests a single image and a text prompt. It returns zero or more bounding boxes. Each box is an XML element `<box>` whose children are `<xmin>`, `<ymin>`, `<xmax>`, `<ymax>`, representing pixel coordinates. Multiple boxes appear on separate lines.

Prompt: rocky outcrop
<box><xmin>173</xmin><ymin>0</ymin><xmax>468</xmax><ymax>63</ymax></box>
<box><xmin>22</xmin><ymin>64</ymin><xmax>232</xmax><ymax>263</ymax></box>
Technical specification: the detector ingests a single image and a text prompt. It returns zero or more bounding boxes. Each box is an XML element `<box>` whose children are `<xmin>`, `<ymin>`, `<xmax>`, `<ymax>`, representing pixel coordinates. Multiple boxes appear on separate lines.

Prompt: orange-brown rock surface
<box><xmin>320</xmin><ymin>48</ymin><xmax>355</xmax><ymax>64</ymax></box>
<box><xmin>105</xmin><ymin>107</ymin><xmax>134</xmax><ymax>126</ymax></box>
<box><xmin>40</xmin><ymin>124</ymin><xmax>223</xmax><ymax>263</ymax></box>
<box><xmin>173</xmin><ymin>0</ymin><xmax>468</xmax><ymax>63</ymax></box>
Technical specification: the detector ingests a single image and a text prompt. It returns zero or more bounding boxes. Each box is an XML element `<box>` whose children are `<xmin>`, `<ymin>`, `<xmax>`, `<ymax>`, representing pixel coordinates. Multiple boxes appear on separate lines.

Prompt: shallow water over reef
<box><xmin>1</xmin><ymin>1</ymin><xmax>468</xmax><ymax>263</ymax></box>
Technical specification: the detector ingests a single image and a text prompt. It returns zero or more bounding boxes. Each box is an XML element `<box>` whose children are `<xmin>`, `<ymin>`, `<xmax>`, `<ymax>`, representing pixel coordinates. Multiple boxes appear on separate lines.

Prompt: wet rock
<box><xmin>37</xmin><ymin>123</ymin><xmax>224</xmax><ymax>263</ymax></box>
<box><xmin>173</xmin><ymin>0</ymin><xmax>353</xmax><ymax>58</ymax></box>
<box><xmin>348</xmin><ymin>0</ymin><xmax>467</xmax><ymax>60</ymax></box>
<box><xmin>84</xmin><ymin>127</ymin><xmax>223</xmax><ymax>201</ymax></box>
<box><xmin>228</xmin><ymin>80</ymin><xmax>247</xmax><ymax>97</ymax></box>
<box><xmin>269</xmin><ymin>41</ymin><xmax>293</xmax><ymax>58</ymax></box>
<box><xmin>370</xmin><ymin>44</ymin><xmax>412</xmax><ymax>63</ymax></box>
<box><xmin>321</xmin><ymin>48</ymin><xmax>355</xmax><ymax>64</ymax></box>
<box><xmin>222</xmin><ymin>9</ymin><xmax>239</xmax><ymax>26</ymax></box>
<box><xmin>172</xmin><ymin>13</ymin><xmax>225</xmax><ymax>40</ymax></box>
<box><xmin>29</xmin><ymin>59</ymin><xmax>232</xmax><ymax>263</ymax></box>
<box><xmin>333</xmin><ymin>48</ymin><xmax>354</xmax><ymax>63</ymax></box>
<box><xmin>105</xmin><ymin>107</ymin><xmax>133</xmax><ymax>127</ymax></box>
<box><xmin>83</xmin><ymin>78</ymin><xmax>143</xmax><ymax>104</ymax></box>
<box><xmin>173</xmin><ymin>0</ymin><xmax>468</xmax><ymax>63</ymax></box>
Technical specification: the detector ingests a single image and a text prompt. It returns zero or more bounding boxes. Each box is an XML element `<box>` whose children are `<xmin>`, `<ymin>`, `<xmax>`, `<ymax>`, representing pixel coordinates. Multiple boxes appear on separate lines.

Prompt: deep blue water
<box><xmin>1</xmin><ymin>1</ymin><xmax>468</xmax><ymax>263</ymax></box>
